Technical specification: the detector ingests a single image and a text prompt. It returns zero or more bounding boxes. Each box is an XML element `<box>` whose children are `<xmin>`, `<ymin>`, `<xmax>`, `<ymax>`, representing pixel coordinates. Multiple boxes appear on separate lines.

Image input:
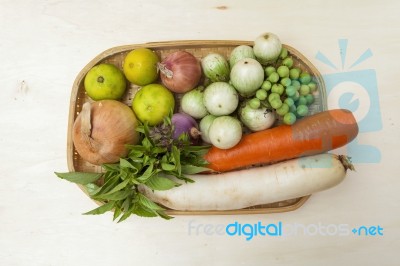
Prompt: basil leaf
<box><xmin>102</xmin><ymin>164</ymin><xmax>120</xmax><ymax>172</ymax></box>
<box><xmin>94</xmin><ymin>189</ymin><xmax>131</xmax><ymax>201</ymax></box>
<box><xmin>156</xmin><ymin>210</ymin><xmax>174</xmax><ymax>220</ymax></box>
<box><xmin>171</xmin><ymin>146</ymin><xmax>181</xmax><ymax>175</ymax></box>
<box><xmin>176</xmin><ymin>174</ymin><xmax>195</xmax><ymax>183</ymax></box>
<box><xmin>137</xmin><ymin>193</ymin><xmax>165</xmax><ymax>211</ymax></box>
<box><xmin>145</xmin><ymin>175</ymin><xmax>180</xmax><ymax>191</ymax></box>
<box><xmin>135</xmin><ymin>125</ymin><xmax>145</xmax><ymax>134</ymax></box>
<box><xmin>133</xmin><ymin>204</ymin><xmax>158</xmax><ymax>218</ymax></box>
<box><xmin>121</xmin><ymin>197</ymin><xmax>131</xmax><ymax>212</ymax></box>
<box><xmin>84</xmin><ymin>183</ymin><xmax>100</xmax><ymax>196</ymax></box>
<box><xmin>181</xmin><ymin>165</ymin><xmax>210</xmax><ymax>174</ymax></box>
<box><xmin>142</xmin><ymin>137</ymin><xmax>153</xmax><ymax>151</ymax></box>
<box><xmin>113</xmin><ymin>205</ymin><xmax>122</xmax><ymax>221</ymax></box>
<box><xmin>126</xmin><ymin>144</ymin><xmax>147</xmax><ymax>152</ymax></box>
<box><xmin>83</xmin><ymin>201</ymin><xmax>115</xmax><ymax>215</ymax></box>
<box><xmin>120</xmin><ymin>158</ymin><xmax>136</xmax><ymax>169</ymax></box>
<box><xmin>182</xmin><ymin>145</ymin><xmax>210</xmax><ymax>153</ymax></box>
<box><xmin>151</xmin><ymin>146</ymin><xmax>167</xmax><ymax>154</ymax></box>
<box><xmin>119</xmin><ymin>158</ymin><xmax>142</xmax><ymax>173</ymax></box>
<box><xmin>91</xmin><ymin>174</ymin><xmax>120</xmax><ymax>196</ymax></box>
<box><xmin>117</xmin><ymin>209</ymin><xmax>133</xmax><ymax>223</ymax></box>
<box><xmin>55</xmin><ymin>172</ymin><xmax>102</xmax><ymax>185</ymax></box>
<box><xmin>101</xmin><ymin>178</ymin><xmax>130</xmax><ymax>195</ymax></box>
<box><xmin>161</xmin><ymin>163</ymin><xmax>175</xmax><ymax>171</ymax></box>
<box><xmin>143</xmin><ymin>155</ymin><xmax>149</xmax><ymax>166</ymax></box>
<box><xmin>137</xmin><ymin>164</ymin><xmax>154</xmax><ymax>182</ymax></box>
<box><xmin>129</xmin><ymin>157</ymin><xmax>144</xmax><ymax>164</ymax></box>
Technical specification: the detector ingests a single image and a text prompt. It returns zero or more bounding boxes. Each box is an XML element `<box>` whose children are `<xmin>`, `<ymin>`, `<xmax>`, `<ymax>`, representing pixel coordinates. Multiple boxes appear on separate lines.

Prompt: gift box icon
<box><xmin>316</xmin><ymin>40</ymin><xmax>382</xmax><ymax>163</ymax></box>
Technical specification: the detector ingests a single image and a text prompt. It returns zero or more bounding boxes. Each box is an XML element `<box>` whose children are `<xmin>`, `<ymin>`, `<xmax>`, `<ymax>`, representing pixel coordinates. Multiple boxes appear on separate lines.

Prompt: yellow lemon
<box><xmin>132</xmin><ymin>84</ymin><xmax>175</xmax><ymax>126</ymax></box>
<box><xmin>123</xmin><ymin>48</ymin><xmax>160</xmax><ymax>86</ymax></box>
<box><xmin>84</xmin><ymin>63</ymin><xmax>127</xmax><ymax>100</ymax></box>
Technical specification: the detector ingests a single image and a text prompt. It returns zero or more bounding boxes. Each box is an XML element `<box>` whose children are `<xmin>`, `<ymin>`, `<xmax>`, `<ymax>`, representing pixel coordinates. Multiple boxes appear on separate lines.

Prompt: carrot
<box><xmin>204</xmin><ymin>109</ymin><xmax>358</xmax><ymax>172</ymax></box>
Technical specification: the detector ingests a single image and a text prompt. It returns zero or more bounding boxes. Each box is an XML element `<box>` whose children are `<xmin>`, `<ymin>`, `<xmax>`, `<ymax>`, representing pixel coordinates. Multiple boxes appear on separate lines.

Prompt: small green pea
<box><xmin>261</xmin><ymin>80</ymin><xmax>272</xmax><ymax>91</ymax></box>
<box><xmin>284</xmin><ymin>97</ymin><xmax>295</xmax><ymax>107</ymax></box>
<box><xmin>271</xmin><ymin>84</ymin><xmax>284</xmax><ymax>95</ymax></box>
<box><xmin>289</xmin><ymin>104</ymin><xmax>297</xmax><ymax>113</ymax></box>
<box><xmin>297</xmin><ymin>96</ymin><xmax>307</xmax><ymax>106</ymax></box>
<box><xmin>265</xmin><ymin>66</ymin><xmax>276</xmax><ymax>76</ymax></box>
<box><xmin>283</xmin><ymin>112</ymin><xmax>297</xmax><ymax>125</ymax></box>
<box><xmin>308</xmin><ymin>82</ymin><xmax>317</xmax><ymax>92</ymax></box>
<box><xmin>289</xmin><ymin>68</ymin><xmax>301</xmax><ymax>79</ymax></box>
<box><xmin>268</xmin><ymin>72</ymin><xmax>280</xmax><ymax>83</ymax></box>
<box><xmin>299</xmin><ymin>84</ymin><xmax>310</xmax><ymax>96</ymax></box>
<box><xmin>305</xmin><ymin>94</ymin><xmax>314</xmax><ymax>105</ymax></box>
<box><xmin>277</xmin><ymin>65</ymin><xmax>290</xmax><ymax>78</ymax></box>
<box><xmin>285</xmin><ymin>85</ymin><xmax>296</xmax><ymax>97</ymax></box>
<box><xmin>256</xmin><ymin>89</ymin><xmax>267</xmax><ymax>100</ymax></box>
<box><xmin>291</xmin><ymin>79</ymin><xmax>301</xmax><ymax>90</ymax></box>
<box><xmin>249</xmin><ymin>98</ymin><xmax>261</xmax><ymax>109</ymax></box>
<box><xmin>290</xmin><ymin>91</ymin><xmax>300</xmax><ymax>101</ymax></box>
<box><xmin>280</xmin><ymin>77</ymin><xmax>292</xmax><ymax>87</ymax></box>
<box><xmin>299</xmin><ymin>72</ymin><xmax>312</xmax><ymax>84</ymax></box>
<box><xmin>271</xmin><ymin>98</ymin><xmax>283</xmax><ymax>109</ymax></box>
<box><xmin>279</xmin><ymin>48</ymin><xmax>288</xmax><ymax>59</ymax></box>
<box><xmin>268</xmin><ymin>92</ymin><xmax>280</xmax><ymax>103</ymax></box>
<box><xmin>276</xmin><ymin>103</ymin><xmax>289</xmax><ymax>116</ymax></box>
<box><xmin>296</xmin><ymin>104</ymin><xmax>309</xmax><ymax>116</ymax></box>
<box><xmin>282</xmin><ymin>57</ymin><xmax>294</xmax><ymax>68</ymax></box>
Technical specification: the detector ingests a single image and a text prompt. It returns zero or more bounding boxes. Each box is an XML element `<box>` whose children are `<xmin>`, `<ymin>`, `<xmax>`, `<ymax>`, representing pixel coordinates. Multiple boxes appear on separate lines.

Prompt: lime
<box><xmin>132</xmin><ymin>84</ymin><xmax>175</xmax><ymax>126</ymax></box>
<box><xmin>84</xmin><ymin>63</ymin><xmax>127</xmax><ymax>100</ymax></box>
<box><xmin>123</xmin><ymin>48</ymin><xmax>160</xmax><ymax>86</ymax></box>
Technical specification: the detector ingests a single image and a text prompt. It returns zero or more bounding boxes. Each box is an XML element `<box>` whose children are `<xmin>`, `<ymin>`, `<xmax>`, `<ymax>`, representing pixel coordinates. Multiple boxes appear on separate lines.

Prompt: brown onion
<box><xmin>158</xmin><ymin>51</ymin><xmax>202</xmax><ymax>93</ymax></box>
<box><xmin>72</xmin><ymin>100</ymin><xmax>139</xmax><ymax>165</ymax></box>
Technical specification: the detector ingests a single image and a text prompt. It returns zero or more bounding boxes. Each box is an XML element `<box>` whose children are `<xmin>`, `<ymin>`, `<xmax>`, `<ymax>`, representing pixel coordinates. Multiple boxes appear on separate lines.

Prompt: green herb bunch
<box><xmin>56</xmin><ymin>115</ymin><xmax>209</xmax><ymax>222</ymax></box>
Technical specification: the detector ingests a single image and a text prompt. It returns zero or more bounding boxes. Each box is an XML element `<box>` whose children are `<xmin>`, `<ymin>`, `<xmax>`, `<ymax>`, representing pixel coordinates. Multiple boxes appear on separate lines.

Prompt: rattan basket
<box><xmin>67</xmin><ymin>40</ymin><xmax>327</xmax><ymax>215</ymax></box>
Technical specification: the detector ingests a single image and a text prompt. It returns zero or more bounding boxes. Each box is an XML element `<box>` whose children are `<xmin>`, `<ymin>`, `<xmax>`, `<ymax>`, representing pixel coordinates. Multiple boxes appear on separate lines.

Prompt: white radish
<box><xmin>139</xmin><ymin>153</ymin><xmax>353</xmax><ymax>211</ymax></box>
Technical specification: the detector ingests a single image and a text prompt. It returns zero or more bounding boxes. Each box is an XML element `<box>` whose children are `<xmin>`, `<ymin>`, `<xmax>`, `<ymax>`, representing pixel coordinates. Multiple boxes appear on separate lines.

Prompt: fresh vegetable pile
<box><xmin>56</xmin><ymin>32</ymin><xmax>359</xmax><ymax>221</ymax></box>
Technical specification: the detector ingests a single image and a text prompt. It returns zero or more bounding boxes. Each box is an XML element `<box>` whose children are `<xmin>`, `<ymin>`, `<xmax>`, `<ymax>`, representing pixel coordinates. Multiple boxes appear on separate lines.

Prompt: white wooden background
<box><xmin>1</xmin><ymin>0</ymin><xmax>399</xmax><ymax>265</ymax></box>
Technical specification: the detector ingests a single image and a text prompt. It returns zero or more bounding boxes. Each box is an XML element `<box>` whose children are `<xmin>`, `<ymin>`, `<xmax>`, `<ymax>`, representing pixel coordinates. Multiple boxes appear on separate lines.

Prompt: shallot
<box><xmin>171</xmin><ymin>113</ymin><xmax>200</xmax><ymax>141</ymax></box>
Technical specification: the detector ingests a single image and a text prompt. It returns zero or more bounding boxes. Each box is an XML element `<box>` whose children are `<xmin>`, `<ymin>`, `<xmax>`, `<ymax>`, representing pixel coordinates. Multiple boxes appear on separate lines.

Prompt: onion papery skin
<box><xmin>73</xmin><ymin>100</ymin><xmax>139</xmax><ymax>165</ymax></box>
<box><xmin>158</xmin><ymin>51</ymin><xmax>202</xmax><ymax>93</ymax></box>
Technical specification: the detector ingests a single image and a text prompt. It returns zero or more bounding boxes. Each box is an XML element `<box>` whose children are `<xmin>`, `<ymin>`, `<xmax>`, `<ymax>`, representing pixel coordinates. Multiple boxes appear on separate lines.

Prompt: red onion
<box><xmin>171</xmin><ymin>113</ymin><xmax>200</xmax><ymax>141</ymax></box>
<box><xmin>158</xmin><ymin>51</ymin><xmax>202</xmax><ymax>93</ymax></box>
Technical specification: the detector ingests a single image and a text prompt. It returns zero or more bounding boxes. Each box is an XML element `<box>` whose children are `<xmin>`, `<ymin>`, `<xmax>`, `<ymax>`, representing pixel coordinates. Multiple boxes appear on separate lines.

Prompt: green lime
<box><xmin>84</xmin><ymin>63</ymin><xmax>127</xmax><ymax>100</ymax></box>
<box><xmin>132</xmin><ymin>84</ymin><xmax>175</xmax><ymax>126</ymax></box>
<box><xmin>123</xmin><ymin>48</ymin><xmax>159</xmax><ymax>86</ymax></box>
